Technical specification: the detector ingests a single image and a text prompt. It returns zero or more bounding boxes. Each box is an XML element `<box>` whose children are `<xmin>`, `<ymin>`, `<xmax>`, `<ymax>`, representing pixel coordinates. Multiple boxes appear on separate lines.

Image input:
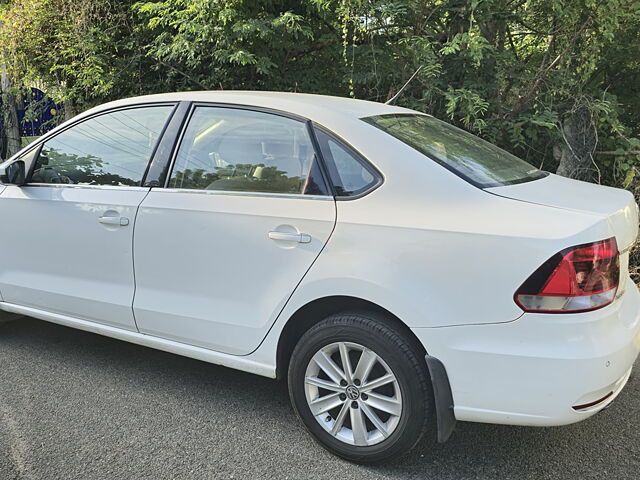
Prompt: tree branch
<box><xmin>156</xmin><ymin>59</ymin><xmax>210</xmax><ymax>90</ymax></box>
<box><xmin>595</xmin><ymin>151</ymin><xmax>640</xmax><ymax>156</ymax></box>
<box><xmin>285</xmin><ymin>42</ymin><xmax>329</xmax><ymax>61</ymax></box>
<box><xmin>505</xmin><ymin>17</ymin><xmax>590</xmax><ymax>120</ymax></box>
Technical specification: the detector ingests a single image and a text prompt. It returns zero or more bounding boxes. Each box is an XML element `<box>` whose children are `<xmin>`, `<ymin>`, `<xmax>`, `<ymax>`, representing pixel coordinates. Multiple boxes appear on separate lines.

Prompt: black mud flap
<box><xmin>425</xmin><ymin>355</ymin><xmax>456</xmax><ymax>443</ymax></box>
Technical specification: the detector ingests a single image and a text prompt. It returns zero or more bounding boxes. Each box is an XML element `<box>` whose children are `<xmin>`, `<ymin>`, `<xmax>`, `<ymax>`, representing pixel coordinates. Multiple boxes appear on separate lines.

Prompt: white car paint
<box><xmin>132</xmin><ymin>190</ymin><xmax>336</xmax><ymax>354</ymax></box>
<box><xmin>0</xmin><ymin>91</ymin><xmax>638</xmax><ymax>430</ymax></box>
<box><xmin>0</xmin><ymin>185</ymin><xmax>148</xmax><ymax>330</ymax></box>
<box><xmin>413</xmin><ymin>281</ymin><xmax>640</xmax><ymax>425</ymax></box>
<box><xmin>487</xmin><ymin>173</ymin><xmax>639</xmax><ymax>250</ymax></box>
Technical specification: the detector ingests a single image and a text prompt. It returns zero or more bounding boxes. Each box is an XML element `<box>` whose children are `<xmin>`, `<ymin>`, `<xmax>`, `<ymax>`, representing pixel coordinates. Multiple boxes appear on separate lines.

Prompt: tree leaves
<box><xmin>0</xmin><ymin>0</ymin><xmax>639</xmax><ymax>190</ymax></box>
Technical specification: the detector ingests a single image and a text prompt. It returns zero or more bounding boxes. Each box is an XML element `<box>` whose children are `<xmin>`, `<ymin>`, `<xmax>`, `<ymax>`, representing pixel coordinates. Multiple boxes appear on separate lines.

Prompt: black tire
<box><xmin>288</xmin><ymin>311</ymin><xmax>436</xmax><ymax>464</ymax></box>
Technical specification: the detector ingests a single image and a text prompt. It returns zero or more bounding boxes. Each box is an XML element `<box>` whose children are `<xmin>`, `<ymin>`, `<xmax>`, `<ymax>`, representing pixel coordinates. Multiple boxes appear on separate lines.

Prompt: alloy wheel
<box><xmin>304</xmin><ymin>341</ymin><xmax>402</xmax><ymax>446</ymax></box>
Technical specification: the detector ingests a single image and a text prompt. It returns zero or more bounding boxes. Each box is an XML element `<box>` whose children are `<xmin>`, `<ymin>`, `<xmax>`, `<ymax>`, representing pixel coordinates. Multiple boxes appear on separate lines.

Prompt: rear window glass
<box><xmin>362</xmin><ymin>113</ymin><xmax>546</xmax><ymax>188</ymax></box>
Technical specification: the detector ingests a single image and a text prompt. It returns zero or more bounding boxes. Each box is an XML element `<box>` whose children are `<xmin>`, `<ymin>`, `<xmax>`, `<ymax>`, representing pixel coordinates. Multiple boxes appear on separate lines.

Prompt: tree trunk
<box><xmin>555</xmin><ymin>105</ymin><xmax>596</xmax><ymax>182</ymax></box>
<box><xmin>0</xmin><ymin>62</ymin><xmax>21</xmax><ymax>159</ymax></box>
<box><xmin>63</xmin><ymin>99</ymin><xmax>77</xmax><ymax>121</ymax></box>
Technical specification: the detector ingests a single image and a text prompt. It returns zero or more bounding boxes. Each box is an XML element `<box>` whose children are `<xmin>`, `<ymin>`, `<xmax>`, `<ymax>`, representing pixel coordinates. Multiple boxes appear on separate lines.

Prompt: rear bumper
<box><xmin>412</xmin><ymin>277</ymin><xmax>640</xmax><ymax>426</ymax></box>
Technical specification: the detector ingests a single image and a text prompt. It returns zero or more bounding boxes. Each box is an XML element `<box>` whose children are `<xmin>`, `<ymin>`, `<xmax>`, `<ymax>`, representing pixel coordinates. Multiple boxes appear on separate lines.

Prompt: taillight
<box><xmin>515</xmin><ymin>238</ymin><xmax>620</xmax><ymax>313</ymax></box>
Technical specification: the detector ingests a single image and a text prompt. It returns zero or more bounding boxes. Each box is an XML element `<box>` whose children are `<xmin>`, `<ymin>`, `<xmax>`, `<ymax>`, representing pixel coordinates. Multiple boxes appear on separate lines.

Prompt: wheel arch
<box><xmin>275</xmin><ymin>295</ymin><xmax>426</xmax><ymax>380</ymax></box>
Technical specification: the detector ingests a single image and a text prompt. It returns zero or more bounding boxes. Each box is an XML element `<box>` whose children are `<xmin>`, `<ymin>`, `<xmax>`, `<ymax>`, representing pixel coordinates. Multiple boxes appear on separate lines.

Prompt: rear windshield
<box><xmin>362</xmin><ymin>113</ymin><xmax>546</xmax><ymax>188</ymax></box>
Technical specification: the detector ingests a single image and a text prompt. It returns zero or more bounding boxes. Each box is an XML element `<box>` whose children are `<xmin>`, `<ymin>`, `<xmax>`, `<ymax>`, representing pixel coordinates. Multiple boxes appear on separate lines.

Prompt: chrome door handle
<box><xmin>268</xmin><ymin>231</ymin><xmax>311</xmax><ymax>243</ymax></box>
<box><xmin>99</xmin><ymin>216</ymin><xmax>129</xmax><ymax>226</ymax></box>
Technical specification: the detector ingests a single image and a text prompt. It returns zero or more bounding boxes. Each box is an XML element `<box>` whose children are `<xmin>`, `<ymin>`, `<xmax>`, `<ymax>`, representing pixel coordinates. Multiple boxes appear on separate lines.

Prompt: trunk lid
<box><xmin>486</xmin><ymin>173</ymin><xmax>639</xmax><ymax>251</ymax></box>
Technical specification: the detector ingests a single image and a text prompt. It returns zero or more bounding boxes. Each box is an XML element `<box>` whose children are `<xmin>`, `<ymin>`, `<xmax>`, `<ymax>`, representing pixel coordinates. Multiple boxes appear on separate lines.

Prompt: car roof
<box><xmin>85</xmin><ymin>91</ymin><xmax>418</xmax><ymax>125</ymax></box>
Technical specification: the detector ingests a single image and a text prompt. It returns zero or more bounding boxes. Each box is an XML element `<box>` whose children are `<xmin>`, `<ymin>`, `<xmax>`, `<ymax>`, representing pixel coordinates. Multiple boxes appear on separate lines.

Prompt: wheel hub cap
<box><xmin>345</xmin><ymin>385</ymin><xmax>360</xmax><ymax>400</ymax></box>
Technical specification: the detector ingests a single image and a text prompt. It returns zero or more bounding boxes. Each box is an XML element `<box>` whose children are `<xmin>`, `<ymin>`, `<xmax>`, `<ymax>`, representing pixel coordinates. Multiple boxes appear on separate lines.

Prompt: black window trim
<box><xmin>162</xmin><ymin>102</ymin><xmax>333</xmax><ymax>197</ymax></box>
<box><xmin>22</xmin><ymin>101</ymin><xmax>179</xmax><ymax>187</ymax></box>
<box><xmin>143</xmin><ymin>101</ymin><xmax>192</xmax><ymax>187</ymax></box>
<box><xmin>311</xmin><ymin>122</ymin><xmax>384</xmax><ymax>200</ymax></box>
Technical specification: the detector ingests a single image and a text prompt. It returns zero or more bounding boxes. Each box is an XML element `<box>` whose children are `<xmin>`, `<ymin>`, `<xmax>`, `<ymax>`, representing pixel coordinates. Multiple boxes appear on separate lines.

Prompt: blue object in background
<box><xmin>17</xmin><ymin>88</ymin><xmax>62</xmax><ymax>137</ymax></box>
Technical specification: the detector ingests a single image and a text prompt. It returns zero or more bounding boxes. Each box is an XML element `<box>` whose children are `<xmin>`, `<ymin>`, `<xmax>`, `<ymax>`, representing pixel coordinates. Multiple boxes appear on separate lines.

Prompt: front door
<box><xmin>0</xmin><ymin>105</ymin><xmax>175</xmax><ymax>330</ymax></box>
<box><xmin>132</xmin><ymin>105</ymin><xmax>336</xmax><ymax>354</ymax></box>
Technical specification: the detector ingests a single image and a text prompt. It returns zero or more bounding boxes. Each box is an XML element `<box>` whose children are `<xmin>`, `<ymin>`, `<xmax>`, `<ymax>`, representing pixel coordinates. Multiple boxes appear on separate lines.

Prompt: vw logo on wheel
<box><xmin>345</xmin><ymin>385</ymin><xmax>360</xmax><ymax>400</ymax></box>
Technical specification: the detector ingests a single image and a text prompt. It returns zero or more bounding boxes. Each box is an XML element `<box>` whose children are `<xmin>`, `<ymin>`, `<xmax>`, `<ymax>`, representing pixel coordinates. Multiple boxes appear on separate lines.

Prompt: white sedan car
<box><xmin>0</xmin><ymin>92</ymin><xmax>638</xmax><ymax>463</ymax></box>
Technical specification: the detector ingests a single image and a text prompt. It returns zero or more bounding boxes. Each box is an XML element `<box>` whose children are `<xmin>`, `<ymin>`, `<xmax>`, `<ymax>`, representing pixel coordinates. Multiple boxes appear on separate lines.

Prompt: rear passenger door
<box><xmin>132</xmin><ymin>105</ymin><xmax>337</xmax><ymax>355</ymax></box>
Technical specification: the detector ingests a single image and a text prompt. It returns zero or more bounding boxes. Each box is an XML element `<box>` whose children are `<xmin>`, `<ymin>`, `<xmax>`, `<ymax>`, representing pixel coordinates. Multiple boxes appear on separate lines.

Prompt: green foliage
<box><xmin>444</xmin><ymin>88</ymin><xmax>489</xmax><ymax>132</ymax></box>
<box><xmin>132</xmin><ymin>0</ymin><xmax>342</xmax><ymax>92</ymax></box>
<box><xmin>0</xmin><ymin>0</ymin><xmax>639</xmax><ymax>190</ymax></box>
<box><xmin>0</xmin><ymin>0</ymin><xmax>149</xmax><ymax>111</ymax></box>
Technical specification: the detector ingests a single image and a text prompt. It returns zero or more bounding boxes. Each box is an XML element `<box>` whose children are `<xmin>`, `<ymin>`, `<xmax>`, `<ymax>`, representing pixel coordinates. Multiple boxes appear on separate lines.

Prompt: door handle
<box><xmin>268</xmin><ymin>231</ymin><xmax>311</xmax><ymax>243</ymax></box>
<box><xmin>99</xmin><ymin>216</ymin><xmax>130</xmax><ymax>226</ymax></box>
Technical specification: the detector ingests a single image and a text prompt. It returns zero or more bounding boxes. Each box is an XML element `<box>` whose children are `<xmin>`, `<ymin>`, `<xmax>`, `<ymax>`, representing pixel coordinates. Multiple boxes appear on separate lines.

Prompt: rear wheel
<box><xmin>288</xmin><ymin>312</ymin><xmax>436</xmax><ymax>463</ymax></box>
